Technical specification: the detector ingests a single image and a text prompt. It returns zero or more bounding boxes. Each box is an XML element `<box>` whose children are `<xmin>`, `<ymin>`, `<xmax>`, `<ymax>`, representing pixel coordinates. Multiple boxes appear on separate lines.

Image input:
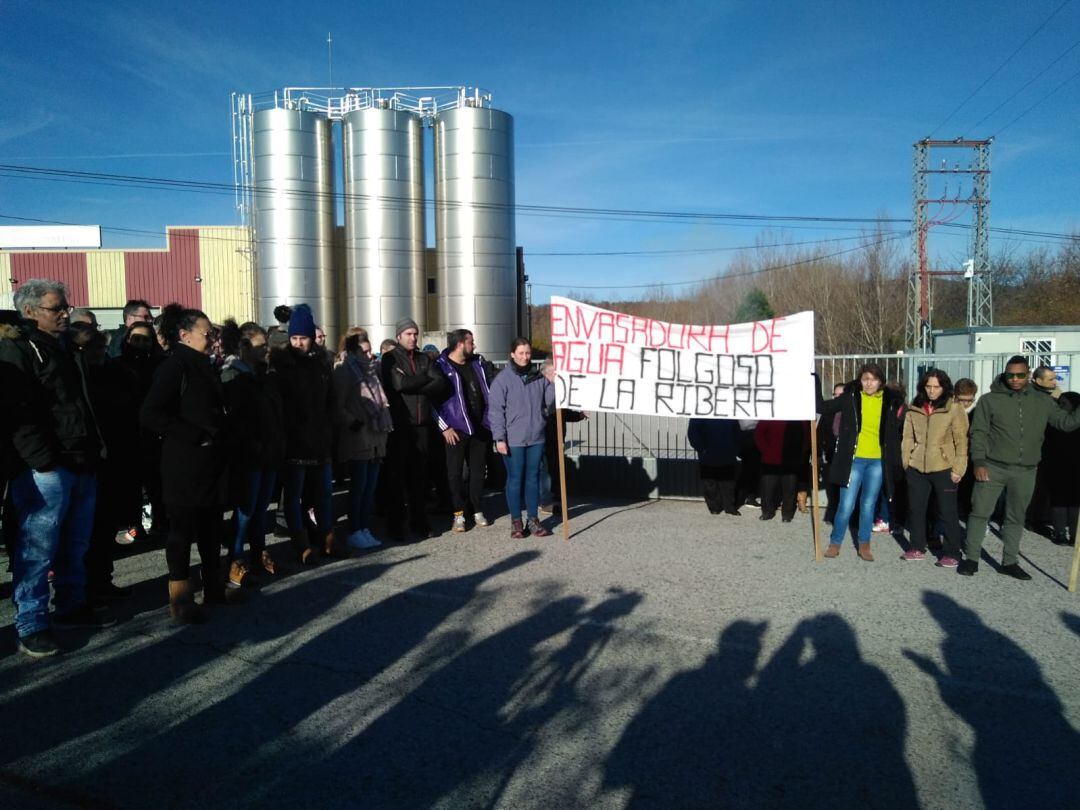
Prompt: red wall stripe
<box><xmin>11</xmin><ymin>252</ymin><xmax>89</xmax><ymax>306</ymax></box>
<box><xmin>123</xmin><ymin>229</ymin><xmax>202</xmax><ymax>310</ymax></box>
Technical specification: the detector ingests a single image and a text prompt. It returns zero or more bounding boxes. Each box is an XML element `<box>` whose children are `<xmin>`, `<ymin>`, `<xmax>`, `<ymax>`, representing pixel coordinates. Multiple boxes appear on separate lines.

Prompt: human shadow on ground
<box><xmin>0</xmin><ymin>555</ymin><xmax>421</xmax><ymax>771</ymax></box>
<box><xmin>905</xmin><ymin>592</ymin><xmax>1080</xmax><ymax>809</ymax></box>
<box><xmin>605</xmin><ymin>613</ymin><xmax>919</xmax><ymax>808</ymax></box>
<box><xmin>263</xmin><ymin>588</ymin><xmax>646</xmax><ymax>807</ymax></box>
<box><xmin>66</xmin><ymin>551</ymin><xmax>543</xmax><ymax>807</ymax></box>
<box><xmin>1061</xmin><ymin>611</ymin><xmax>1080</xmax><ymax>639</ymax></box>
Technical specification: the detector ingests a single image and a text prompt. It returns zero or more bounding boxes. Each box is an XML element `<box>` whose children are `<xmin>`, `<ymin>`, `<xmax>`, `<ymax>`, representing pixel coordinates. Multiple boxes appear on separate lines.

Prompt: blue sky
<box><xmin>2</xmin><ymin>0</ymin><xmax>1078</xmax><ymax>300</ymax></box>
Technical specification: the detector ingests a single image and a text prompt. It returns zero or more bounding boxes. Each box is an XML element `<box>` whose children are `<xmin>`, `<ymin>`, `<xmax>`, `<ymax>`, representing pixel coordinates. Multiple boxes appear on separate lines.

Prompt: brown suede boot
<box><xmin>797</xmin><ymin>491</ymin><xmax>809</xmax><ymax>513</ymax></box>
<box><xmin>824</xmin><ymin>544</ymin><xmax>841</xmax><ymax>558</ymax></box>
<box><xmin>858</xmin><ymin>542</ymin><xmax>875</xmax><ymax>562</ymax></box>
<box><xmin>167</xmin><ymin>579</ymin><xmax>207</xmax><ymax>624</ymax></box>
<box><xmin>292</xmin><ymin>531</ymin><xmax>317</xmax><ymax>565</ymax></box>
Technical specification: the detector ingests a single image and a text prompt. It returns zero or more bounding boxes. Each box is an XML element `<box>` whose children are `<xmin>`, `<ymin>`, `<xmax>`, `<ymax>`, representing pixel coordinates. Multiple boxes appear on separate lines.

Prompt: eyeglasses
<box><xmin>1004</xmin><ymin>372</ymin><xmax>1028</xmax><ymax>379</ymax></box>
<box><xmin>36</xmin><ymin>303</ymin><xmax>72</xmax><ymax>314</ymax></box>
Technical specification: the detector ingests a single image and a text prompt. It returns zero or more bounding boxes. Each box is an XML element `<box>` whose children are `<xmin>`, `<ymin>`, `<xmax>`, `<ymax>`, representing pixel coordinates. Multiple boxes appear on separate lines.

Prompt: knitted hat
<box><xmin>395</xmin><ymin>316</ymin><xmax>419</xmax><ymax>337</ymax></box>
<box><xmin>288</xmin><ymin>304</ymin><xmax>316</xmax><ymax>339</ymax></box>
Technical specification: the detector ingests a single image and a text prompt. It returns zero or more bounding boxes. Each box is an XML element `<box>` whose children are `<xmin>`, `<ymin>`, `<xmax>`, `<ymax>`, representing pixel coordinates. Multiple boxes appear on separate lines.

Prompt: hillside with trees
<box><xmin>531</xmin><ymin>231</ymin><xmax>1080</xmax><ymax>355</ymax></box>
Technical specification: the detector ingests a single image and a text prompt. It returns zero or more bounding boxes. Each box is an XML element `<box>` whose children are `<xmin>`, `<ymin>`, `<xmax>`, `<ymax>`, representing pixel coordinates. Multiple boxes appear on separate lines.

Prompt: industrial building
<box><xmin>1</xmin><ymin>85</ymin><xmax>529</xmax><ymax>352</ymax></box>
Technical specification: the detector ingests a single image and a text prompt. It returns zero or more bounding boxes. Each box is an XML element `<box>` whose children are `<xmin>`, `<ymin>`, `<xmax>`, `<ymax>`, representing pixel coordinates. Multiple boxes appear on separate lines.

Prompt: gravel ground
<box><xmin>1</xmin><ymin>498</ymin><xmax>1079</xmax><ymax>809</ymax></box>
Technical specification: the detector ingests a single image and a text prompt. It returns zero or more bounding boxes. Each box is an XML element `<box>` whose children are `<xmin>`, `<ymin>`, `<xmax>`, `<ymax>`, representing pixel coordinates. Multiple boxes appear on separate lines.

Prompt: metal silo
<box><xmin>434</xmin><ymin>105</ymin><xmax>516</xmax><ymax>355</ymax></box>
<box><xmin>251</xmin><ymin>107</ymin><xmax>337</xmax><ymax>338</ymax></box>
<box><xmin>342</xmin><ymin>106</ymin><xmax>425</xmax><ymax>341</ymax></box>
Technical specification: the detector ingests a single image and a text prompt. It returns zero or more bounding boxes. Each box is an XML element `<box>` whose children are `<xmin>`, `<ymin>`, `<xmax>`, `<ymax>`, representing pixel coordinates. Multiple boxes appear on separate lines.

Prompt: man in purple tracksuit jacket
<box><xmin>433</xmin><ymin>329</ymin><xmax>497</xmax><ymax>533</ymax></box>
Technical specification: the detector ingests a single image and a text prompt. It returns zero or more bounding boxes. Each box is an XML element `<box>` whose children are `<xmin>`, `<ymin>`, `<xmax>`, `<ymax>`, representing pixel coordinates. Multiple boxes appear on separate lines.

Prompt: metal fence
<box><xmin>556</xmin><ymin>352</ymin><xmax>1079</xmax><ymax>500</ymax></box>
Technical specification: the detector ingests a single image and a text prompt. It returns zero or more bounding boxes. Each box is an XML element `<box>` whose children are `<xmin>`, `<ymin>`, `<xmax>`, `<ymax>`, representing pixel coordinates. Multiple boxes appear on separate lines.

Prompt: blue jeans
<box><xmin>231</xmin><ymin>467</ymin><xmax>277</xmax><ymax>558</ymax></box>
<box><xmin>282</xmin><ymin>463</ymin><xmax>333</xmax><ymax>537</ymax></box>
<box><xmin>503</xmin><ymin>444</ymin><xmax>544</xmax><ymax>520</ymax></box>
<box><xmin>10</xmin><ymin>467</ymin><xmax>96</xmax><ymax>638</ymax></box>
<box><xmin>829</xmin><ymin>457</ymin><xmax>883</xmax><ymax>545</ymax></box>
<box><xmin>347</xmin><ymin>460</ymin><xmax>380</xmax><ymax>532</ymax></box>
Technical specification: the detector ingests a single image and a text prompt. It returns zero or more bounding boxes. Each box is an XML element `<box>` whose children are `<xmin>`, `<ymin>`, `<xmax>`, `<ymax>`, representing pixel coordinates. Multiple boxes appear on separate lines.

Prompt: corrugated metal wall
<box><xmin>0</xmin><ymin>253</ymin><xmax>11</xmax><ymax>302</ymax></box>
<box><xmin>197</xmin><ymin>226</ymin><xmax>254</xmax><ymax>324</ymax></box>
<box><xmin>11</xmin><ymin>252</ymin><xmax>89</xmax><ymax>305</ymax></box>
<box><xmin>86</xmin><ymin>251</ymin><xmax>127</xmax><ymax>309</ymax></box>
<box><xmin>124</xmin><ymin>228</ymin><xmax>201</xmax><ymax>309</ymax></box>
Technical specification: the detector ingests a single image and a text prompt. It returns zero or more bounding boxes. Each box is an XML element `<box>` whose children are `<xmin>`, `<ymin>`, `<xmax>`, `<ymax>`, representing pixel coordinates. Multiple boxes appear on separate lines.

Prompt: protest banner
<box><xmin>549</xmin><ymin>297</ymin><xmax>815</xmax><ymax>421</ymax></box>
<box><xmin>549</xmin><ymin>297</ymin><xmax>821</xmax><ymax>555</ymax></box>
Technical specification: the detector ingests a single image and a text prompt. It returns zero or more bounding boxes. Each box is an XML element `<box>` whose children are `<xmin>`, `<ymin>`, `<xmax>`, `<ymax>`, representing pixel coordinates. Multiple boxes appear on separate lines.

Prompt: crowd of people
<box><xmin>0</xmin><ymin>278</ymin><xmax>557</xmax><ymax>658</ymax></box>
<box><xmin>689</xmin><ymin>359</ymin><xmax>1080</xmax><ymax>574</ymax></box>
<box><xmin>3</xmin><ymin>276</ymin><xmax>1079</xmax><ymax>661</ymax></box>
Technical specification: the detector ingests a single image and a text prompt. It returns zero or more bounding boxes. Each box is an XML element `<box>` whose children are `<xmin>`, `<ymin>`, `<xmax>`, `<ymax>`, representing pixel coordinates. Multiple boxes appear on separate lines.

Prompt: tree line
<box><xmin>530</xmin><ymin>230</ymin><xmax>1080</xmax><ymax>355</ymax></box>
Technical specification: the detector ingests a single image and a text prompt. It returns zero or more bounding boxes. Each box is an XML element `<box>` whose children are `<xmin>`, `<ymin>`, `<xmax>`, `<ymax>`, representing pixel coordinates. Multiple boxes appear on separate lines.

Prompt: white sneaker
<box><xmin>452</xmin><ymin>514</ymin><xmax>467</xmax><ymax>533</ymax></box>
<box><xmin>473</xmin><ymin>512</ymin><xmax>491</xmax><ymax>528</ymax></box>
<box><xmin>347</xmin><ymin>530</ymin><xmax>379</xmax><ymax>550</ymax></box>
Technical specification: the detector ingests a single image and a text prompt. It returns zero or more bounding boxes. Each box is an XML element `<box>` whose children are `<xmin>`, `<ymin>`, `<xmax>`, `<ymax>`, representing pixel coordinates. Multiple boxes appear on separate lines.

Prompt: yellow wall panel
<box><xmin>86</xmin><ymin>251</ymin><xmax>127</xmax><ymax>308</ymax></box>
<box><xmin>0</xmin><ymin>253</ymin><xmax>12</xmax><ymax>301</ymax></box>
<box><xmin>197</xmin><ymin>226</ymin><xmax>254</xmax><ymax>324</ymax></box>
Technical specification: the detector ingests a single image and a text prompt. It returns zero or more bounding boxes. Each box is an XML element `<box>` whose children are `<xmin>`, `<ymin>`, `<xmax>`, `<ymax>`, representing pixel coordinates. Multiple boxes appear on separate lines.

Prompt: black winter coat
<box><xmin>140</xmin><ymin>343</ymin><xmax>227</xmax><ymax>507</ymax></box>
<box><xmin>0</xmin><ymin>320</ymin><xmax>103</xmax><ymax>473</ymax></box>
<box><xmin>221</xmin><ymin>358</ymin><xmax>286</xmax><ymax>470</ymax></box>
<box><xmin>381</xmin><ymin>347</ymin><xmax>449</xmax><ymax>429</ymax></box>
<box><xmin>817</xmin><ymin>380</ymin><xmax>905</xmax><ymax>498</ymax></box>
<box><xmin>270</xmin><ymin>347</ymin><xmax>334</xmax><ymax>464</ymax></box>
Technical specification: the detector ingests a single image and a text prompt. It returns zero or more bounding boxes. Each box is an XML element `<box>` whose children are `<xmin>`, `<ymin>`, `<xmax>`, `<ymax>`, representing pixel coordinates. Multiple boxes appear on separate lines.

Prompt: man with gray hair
<box><xmin>0</xmin><ymin>278</ymin><xmax>113</xmax><ymax>658</ymax></box>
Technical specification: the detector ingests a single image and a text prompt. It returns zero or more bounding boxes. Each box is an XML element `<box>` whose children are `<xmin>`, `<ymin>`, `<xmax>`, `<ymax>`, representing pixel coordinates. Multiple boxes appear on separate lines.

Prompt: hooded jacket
<box><xmin>969</xmin><ymin>374</ymin><xmax>1080</xmax><ymax>469</ymax></box>
<box><xmin>221</xmin><ymin>355</ymin><xmax>286</xmax><ymax>469</ymax></box>
<box><xmin>433</xmin><ymin>350</ymin><xmax>495</xmax><ymax>435</ymax></box>
<box><xmin>488</xmin><ymin>363</ymin><xmax>555</xmax><ymax>447</ymax></box>
<box><xmin>0</xmin><ymin>318</ymin><xmax>103</xmax><ymax>474</ymax></box>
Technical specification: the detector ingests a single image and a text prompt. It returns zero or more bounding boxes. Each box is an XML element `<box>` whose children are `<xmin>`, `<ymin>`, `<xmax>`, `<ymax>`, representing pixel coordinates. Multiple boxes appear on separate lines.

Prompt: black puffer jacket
<box><xmin>140</xmin><ymin>343</ymin><xmax>227</xmax><ymax>507</ymax></box>
<box><xmin>380</xmin><ymin>346</ymin><xmax>449</xmax><ymax>429</ymax></box>
<box><xmin>817</xmin><ymin>379</ymin><xmax>905</xmax><ymax>498</ymax></box>
<box><xmin>271</xmin><ymin>346</ymin><xmax>334</xmax><ymax>464</ymax></box>
<box><xmin>0</xmin><ymin>319</ymin><xmax>103</xmax><ymax>473</ymax></box>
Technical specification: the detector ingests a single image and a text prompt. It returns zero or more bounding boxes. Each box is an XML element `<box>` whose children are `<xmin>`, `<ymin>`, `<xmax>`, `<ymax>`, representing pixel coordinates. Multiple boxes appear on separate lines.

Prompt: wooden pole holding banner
<box><xmin>556</xmin><ymin>407</ymin><xmax>570</xmax><ymax>542</ymax></box>
<box><xmin>810</xmin><ymin>418</ymin><xmax>823</xmax><ymax>562</ymax></box>
<box><xmin>1068</xmin><ymin>533</ymin><xmax>1080</xmax><ymax>592</ymax></box>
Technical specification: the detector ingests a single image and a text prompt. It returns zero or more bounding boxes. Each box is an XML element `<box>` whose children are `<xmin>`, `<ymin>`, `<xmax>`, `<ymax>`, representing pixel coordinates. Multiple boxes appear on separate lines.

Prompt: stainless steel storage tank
<box><xmin>251</xmin><ymin>108</ymin><xmax>337</xmax><ymax>339</ymax></box>
<box><xmin>434</xmin><ymin>105</ymin><xmax>516</xmax><ymax>355</ymax></box>
<box><xmin>342</xmin><ymin>107</ymin><xmax>425</xmax><ymax>341</ymax></box>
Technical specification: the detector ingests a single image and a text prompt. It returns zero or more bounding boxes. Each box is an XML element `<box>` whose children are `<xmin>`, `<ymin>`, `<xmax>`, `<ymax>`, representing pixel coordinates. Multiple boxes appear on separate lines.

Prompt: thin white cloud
<box><xmin>0</xmin><ymin>111</ymin><xmax>56</xmax><ymax>144</ymax></box>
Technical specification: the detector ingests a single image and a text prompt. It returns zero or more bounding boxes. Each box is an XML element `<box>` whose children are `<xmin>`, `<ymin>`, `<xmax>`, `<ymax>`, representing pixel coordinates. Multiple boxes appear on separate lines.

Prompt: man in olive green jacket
<box><xmin>961</xmin><ymin>356</ymin><xmax>1080</xmax><ymax>579</ymax></box>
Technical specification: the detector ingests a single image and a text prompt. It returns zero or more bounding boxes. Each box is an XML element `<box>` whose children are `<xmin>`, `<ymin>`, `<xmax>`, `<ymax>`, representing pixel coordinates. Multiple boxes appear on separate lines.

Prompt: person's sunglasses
<box><xmin>37</xmin><ymin>303</ymin><xmax>71</xmax><ymax>314</ymax></box>
<box><xmin>1004</xmin><ymin>372</ymin><xmax>1028</xmax><ymax>379</ymax></box>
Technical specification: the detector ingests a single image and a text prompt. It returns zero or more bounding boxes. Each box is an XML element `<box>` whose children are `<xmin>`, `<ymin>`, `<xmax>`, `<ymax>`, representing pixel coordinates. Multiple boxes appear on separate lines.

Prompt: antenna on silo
<box><xmin>327</xmin><ymin>32</ymin><xmax>334</xmax><ymax>90</ymax></box>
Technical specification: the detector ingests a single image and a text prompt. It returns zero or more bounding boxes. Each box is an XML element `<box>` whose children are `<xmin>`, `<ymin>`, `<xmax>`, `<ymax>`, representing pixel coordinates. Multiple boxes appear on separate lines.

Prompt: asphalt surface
<box><xmin>2</xmin><ymin>498</ymin><xmax>1080</xmax><ymax>809</ymax></box>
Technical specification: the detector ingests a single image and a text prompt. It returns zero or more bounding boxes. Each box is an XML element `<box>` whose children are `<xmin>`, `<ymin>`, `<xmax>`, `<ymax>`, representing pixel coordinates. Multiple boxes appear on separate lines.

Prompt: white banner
<box><xmin>550</xmin><ymin>297</ymin><xmax>815</xmax><ymax>420</ymax></box>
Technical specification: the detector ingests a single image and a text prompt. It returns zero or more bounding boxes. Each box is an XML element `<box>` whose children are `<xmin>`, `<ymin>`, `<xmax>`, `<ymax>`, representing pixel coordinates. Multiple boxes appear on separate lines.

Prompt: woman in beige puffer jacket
<box><xmin>901</xmin><ymin>369</ymin><xmax>969</xmax><ymax>566</ymax></box>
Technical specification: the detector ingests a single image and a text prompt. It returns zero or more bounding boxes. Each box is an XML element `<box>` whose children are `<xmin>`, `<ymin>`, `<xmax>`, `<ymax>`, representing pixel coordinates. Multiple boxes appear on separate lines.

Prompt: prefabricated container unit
<box><xmin>342</xmin><ymin>106</ymin><xmax>426</xmax><ymax>341</ymax></box>
<box><xmin>251</xmin><ymin>108</ymin><xmax>338</xmax><ymax>338</ymax></box>
<box><xmin>434</xmin><ymin>105</ymin><xmax>516</xmax><ymax>356</ymax></box>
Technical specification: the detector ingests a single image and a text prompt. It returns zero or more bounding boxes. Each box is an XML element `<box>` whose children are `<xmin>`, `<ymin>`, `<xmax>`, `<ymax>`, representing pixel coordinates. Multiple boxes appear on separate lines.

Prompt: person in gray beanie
<box><xmin>379</xmin><ymin>316</ymin><xmax>449</xmax><ymax>541</ymax></box>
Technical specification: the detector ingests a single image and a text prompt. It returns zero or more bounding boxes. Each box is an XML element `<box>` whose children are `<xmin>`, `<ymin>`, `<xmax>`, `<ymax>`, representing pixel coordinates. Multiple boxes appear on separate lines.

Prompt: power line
<box><xmin>530</xmin><ymin>233</ymin><xmax>912</xmax><ymax>290</ymax></box>
<box><xmin>927</xmin><ymin>0</ymin><xmax>1073</xmax><ymax>137</ymax></box>
<box><xmin>993</xmin><ymin>62</ymin><xmax>1080</xmax><ymax>135</ymax></box>
<box><xmin>969</xmin><ymin>36</ymin><xmax>1080</xmax><ymax>132</ymax></box>
<box><xmin>0</xmin><ymin>163</ymin><xmax>909</xmax><ymax>226</ymax></box>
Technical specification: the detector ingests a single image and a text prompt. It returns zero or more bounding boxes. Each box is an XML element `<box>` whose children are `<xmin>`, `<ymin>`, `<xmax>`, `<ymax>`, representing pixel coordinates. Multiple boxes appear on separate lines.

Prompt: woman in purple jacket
<box><xmin>488</xmin><ymin>338</ymin><xmax>556</xmax><ymax>538</ymax></box>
